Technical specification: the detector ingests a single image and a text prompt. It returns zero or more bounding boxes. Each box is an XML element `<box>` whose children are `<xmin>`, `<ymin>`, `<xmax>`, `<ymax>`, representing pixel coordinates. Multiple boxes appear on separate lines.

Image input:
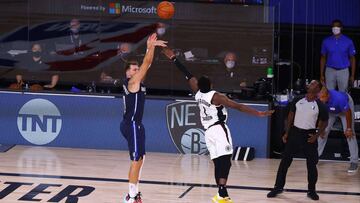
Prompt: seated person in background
<box><xmin>15</xmin><ymin>43</ymin><xmax>59</xmax><ymax>90</ymax></box>
<box><xmin>318</xmin><ymin>87</ymin><xmax>358</xmax><ymax>173</ymax></box>
<box><xmin>54</xmin><ymin>18</ymin><xmax>83</xmax><ymax>56</ymax></box>
<box><xmin>68</xmin><ymin>18</ymin><xmax>82</xmax><ymax>55</ymax></box>
<box><xmin>213</xmin><ymin>51</ymin><xmax>247</xmax><ymax>91</ymax></box>
<box><xmin>224</xmin><ymin>52</ymin><xmax>237</xmax><ymax>79</ymax></box>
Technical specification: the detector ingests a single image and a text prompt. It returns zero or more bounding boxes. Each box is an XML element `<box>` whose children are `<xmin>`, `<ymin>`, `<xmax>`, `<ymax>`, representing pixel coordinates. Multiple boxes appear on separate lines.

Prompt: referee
<box><xmin>267</xmin><ymin>80</ymin><xmax>329</xmax><ymax>201</ymax></box>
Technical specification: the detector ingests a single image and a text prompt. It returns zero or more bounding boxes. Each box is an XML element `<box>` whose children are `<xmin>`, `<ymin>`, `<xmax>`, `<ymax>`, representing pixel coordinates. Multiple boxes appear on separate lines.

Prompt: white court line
<box><xmin>175</xmin><ymin>99</ymin><xmax>268</xmax><ymax>107</ymax></box>
<box><xmin>0</xmin><ymin>90</ymin><xmax>116</xmax><ymax>98</ymax></box>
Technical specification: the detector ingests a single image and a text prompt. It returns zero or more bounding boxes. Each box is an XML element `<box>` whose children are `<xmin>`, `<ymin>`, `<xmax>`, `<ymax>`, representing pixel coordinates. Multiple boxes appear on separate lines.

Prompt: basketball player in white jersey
<box><xmin>162</xmin><ymin>48</ymin><xmax>274</xmax><ymax>203</ymax></box>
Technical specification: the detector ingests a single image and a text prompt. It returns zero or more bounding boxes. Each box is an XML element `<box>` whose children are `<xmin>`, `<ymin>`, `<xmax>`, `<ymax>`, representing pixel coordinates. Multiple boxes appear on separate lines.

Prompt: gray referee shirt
<box><xmin>290</xmin><ymin>97</ymin><xmax>329</xmax><ymax>130</ymax></box>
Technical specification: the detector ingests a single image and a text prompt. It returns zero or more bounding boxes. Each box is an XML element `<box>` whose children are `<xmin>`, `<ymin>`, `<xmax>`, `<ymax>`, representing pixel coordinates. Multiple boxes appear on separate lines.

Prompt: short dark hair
<box><xmin>332</xmin><ymin>19</ymin><xmax>343</xmax><ymax>27</ymax></box>
<box><xmin>198</xmin><ymin>76</ymin><xmax>211</xmax><ymax>93</ymax></box>
<box><xmin>124</xmin><ymin>60</ymin><xmax>139</xmax><ymax>72</ymax></box>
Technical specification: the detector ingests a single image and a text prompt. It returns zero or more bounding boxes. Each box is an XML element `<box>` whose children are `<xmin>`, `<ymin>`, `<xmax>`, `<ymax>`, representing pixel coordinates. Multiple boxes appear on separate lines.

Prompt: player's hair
<box><xmin>332</xmin><ymin>19</ymin><xmax>343</xmax><ymax>27</ymax></box>
<box><xmin>124</xmin><ymin>60</ymin><xmax>139</xmax><ymax>72</ymax></box>
<box><xmin>198</xmin><ymin>76</ymin><xmax>211</xmax><ymax>93</ymax></box>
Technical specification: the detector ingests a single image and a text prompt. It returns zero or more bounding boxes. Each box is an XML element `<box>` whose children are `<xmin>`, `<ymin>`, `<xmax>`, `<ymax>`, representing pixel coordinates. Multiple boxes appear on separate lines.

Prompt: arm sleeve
<box><xmin>173</xmin><ymin>58</ymin><xmax>194</xmax><ymax>80</ymax></box>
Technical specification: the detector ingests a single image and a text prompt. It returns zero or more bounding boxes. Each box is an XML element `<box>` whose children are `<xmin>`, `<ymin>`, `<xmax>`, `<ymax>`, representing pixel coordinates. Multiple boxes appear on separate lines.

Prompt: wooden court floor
<box><xmin>0</xmin><ymin>146</ymin><xmax>359</xmax><ymax>203</ymax></box>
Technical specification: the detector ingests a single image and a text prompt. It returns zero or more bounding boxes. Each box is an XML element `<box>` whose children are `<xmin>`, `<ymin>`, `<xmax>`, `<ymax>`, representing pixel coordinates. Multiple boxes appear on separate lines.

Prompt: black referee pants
<box><xmin>274</xmin><ymin>126</ymin><xmax>319</xmax><ymax>191</ymax></box>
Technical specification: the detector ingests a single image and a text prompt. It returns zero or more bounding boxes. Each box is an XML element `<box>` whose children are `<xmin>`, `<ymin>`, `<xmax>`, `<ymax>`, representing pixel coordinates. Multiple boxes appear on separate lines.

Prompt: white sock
<box><xmin>129</xmin><ymin>183</ymin><xmax>137</xmax><ymax>198</ymax></box>
<box><xmin>136</xmin><ymin>156</ymin><xmax>145</xmax><ymax>194</ymax></box>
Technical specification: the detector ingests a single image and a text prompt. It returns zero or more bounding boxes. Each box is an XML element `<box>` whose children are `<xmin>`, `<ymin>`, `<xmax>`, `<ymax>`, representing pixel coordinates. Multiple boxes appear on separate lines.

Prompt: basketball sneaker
<box><xmin>135</xmin><ymin>192</ymin><xmax>143</xmax><ymax>203</ymax></box>
<box><xmin>212</xmin><ymin>194</ymin><xmax>234</xmax><ymax>203</ymax></box>
<box><xmin>123</xmin><ymin>194</ymin><xmax>136</xmax><ymax>203</ymax></box>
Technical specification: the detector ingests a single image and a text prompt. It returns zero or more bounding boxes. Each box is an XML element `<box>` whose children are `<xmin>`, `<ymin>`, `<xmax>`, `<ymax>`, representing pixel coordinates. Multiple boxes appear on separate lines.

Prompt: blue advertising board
<box><xmin>0</xmin><ymin>91</ymin><xmax>270</xmax><ymax>157</ymax></box>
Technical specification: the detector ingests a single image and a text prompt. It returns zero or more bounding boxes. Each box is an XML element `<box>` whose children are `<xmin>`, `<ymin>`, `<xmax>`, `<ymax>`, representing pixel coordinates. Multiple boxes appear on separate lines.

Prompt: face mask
<box><xmin>71</xmin><ymin>28</ymin><xmax>79</xmax><ymax>34</ymax></box>
<box><xmin>122</xmin><ymin>49</ymin><xmax>131</xmax><ymax>54</ymax></box>
<box><xmin>119</xmin><ymin>52</ymin><xmax>130</xmax><ymax>60</ymax></box>
<box><xmin>32</xmin><ymin>51</ymin><xmax>41</xmax><ymax>58</ymax></box>
<box><xmin>332</xmin><ymin>27</ymin><xmax>341</xmax><ymax>35</ymax></box>
<box><xmin>156</xmin><ymin>28</ymin><xmax>166</xmax><ymax>36</ymax></box>
<box><xmin>225</xmin><ymin>60</ymin><xmax>235</xmax><ymax>69</ymax></box>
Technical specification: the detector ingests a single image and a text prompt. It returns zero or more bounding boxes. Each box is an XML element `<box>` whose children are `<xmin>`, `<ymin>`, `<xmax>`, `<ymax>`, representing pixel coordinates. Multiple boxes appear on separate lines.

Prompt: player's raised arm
<box><xmin>162</xmin><ymin>47</ymin><xmax>198</xmax><ymax>93</ymax></box>
<box><xmin>128</xmin><ymin>33</ymin><xmax>167</xmax><ymax>92</ymax></box>
<box><xmin>212</xmin><ymin>92</ymin><xmax>274</xmax><ymax>117</ymax></box>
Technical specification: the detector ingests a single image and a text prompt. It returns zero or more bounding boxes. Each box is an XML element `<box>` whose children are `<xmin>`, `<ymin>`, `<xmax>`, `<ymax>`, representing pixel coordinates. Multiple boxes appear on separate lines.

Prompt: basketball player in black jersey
<box><xmin>121</xmin><ymin>33</ymin><xmax>167</xmax><ymax>203</ymax></box>
<box><xmin>162</xmin><ymin>47</ymin><xmax>274</xmax><ymax>203</ymax></box>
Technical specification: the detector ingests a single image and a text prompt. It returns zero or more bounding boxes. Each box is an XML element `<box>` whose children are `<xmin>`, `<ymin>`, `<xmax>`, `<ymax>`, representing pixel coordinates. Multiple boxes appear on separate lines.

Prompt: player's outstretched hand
<box><xmin>147</xmin><ymin>33</ymin><xmax>167</xmax><ymax>49</ymax></box>
<box><xmin>161</xmin><ymin>47</ymin><xmax>176</xmax><ymax>60</ymax></box>
<box><xmin>257</xmin><ymin>110</ymin><xmax>274</xmax><ymax>117</ymax></box>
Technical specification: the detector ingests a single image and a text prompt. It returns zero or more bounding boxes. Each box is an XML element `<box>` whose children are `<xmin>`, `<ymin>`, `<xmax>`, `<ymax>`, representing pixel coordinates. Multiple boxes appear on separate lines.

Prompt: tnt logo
<box><xmin>166</xmin><ymin>101</ymin><xmax>208</xmax><ymax>155</ymax></box>
<box><xmin>17</xmin><ymin>99</ymin><xmax>62</xmax><ymax>145</ymax></box>
<box><xmin>109</xmin><ymin>3</ymin><xmax>121</xmax><ymax>14</ymax></box>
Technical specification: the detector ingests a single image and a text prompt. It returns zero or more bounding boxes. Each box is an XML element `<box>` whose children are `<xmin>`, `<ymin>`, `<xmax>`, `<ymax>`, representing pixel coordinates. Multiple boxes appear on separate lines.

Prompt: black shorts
<box><xmin>120</xmin><ymin>121</ymin><xmax>145</xmax><ymax>161</ymax></box>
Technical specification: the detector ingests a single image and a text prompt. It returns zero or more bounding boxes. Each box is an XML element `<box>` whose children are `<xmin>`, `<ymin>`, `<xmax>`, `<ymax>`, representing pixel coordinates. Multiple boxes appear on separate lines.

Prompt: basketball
<box><xmin>157</xmin><ymin>1</ymin><xmax>175</xmax><ymax>19</ymax></box>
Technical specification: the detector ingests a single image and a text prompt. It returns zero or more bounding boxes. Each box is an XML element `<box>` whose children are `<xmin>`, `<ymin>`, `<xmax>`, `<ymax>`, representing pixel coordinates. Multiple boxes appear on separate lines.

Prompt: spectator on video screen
<box><xmin>15</xmin><ymin>43</ymin><xmax>59</xmax><ymax>90</ymax></box>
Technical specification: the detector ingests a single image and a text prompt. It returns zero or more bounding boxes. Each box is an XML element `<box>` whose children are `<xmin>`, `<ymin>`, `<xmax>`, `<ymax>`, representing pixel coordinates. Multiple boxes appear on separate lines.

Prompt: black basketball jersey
<box><xmin>122</xmin><ymin>79</ymin><xmax>146</xmax><ymax>123</ymax></box>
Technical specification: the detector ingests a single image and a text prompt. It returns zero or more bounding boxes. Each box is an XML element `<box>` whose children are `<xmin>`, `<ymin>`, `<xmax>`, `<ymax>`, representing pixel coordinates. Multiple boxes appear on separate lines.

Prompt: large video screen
<box><xmin>0</xmin><ymin>0</ymin><xmax>273</xmax><ymax>94</ymax></box>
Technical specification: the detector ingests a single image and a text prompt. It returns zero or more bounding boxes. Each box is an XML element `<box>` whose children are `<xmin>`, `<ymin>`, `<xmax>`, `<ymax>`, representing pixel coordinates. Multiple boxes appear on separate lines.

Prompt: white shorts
<box><xmin>205</xmin><ymin>124</ymin><xmax>233</xmax><ymax>160</ymax></box>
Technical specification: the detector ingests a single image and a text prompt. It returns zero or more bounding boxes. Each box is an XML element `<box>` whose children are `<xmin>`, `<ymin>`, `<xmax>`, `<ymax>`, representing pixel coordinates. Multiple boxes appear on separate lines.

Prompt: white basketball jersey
<box><xmin>195</xmin><ymin>90</ymin><xmax>228</xmax><ymax>129</ymax></box>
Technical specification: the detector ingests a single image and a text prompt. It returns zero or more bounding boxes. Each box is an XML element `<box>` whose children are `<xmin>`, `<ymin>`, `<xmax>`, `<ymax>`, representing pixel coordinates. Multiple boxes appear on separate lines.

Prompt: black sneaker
<box><xmin>267</xmin><ymin>188</ymin><xmax>283</xmax><ymax>198</ymax></box>
<box><xmin>307</xmin><ymin>191</ymin><xmax>319</xmax><ymax>201</ymax></box>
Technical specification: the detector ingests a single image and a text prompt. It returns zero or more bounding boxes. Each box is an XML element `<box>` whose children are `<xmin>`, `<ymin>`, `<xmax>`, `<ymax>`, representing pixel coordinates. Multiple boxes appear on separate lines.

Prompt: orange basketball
<box><xmin>157</xmin><ymin>1</ymin><xmax>175</xmax><ymax>19</ymax></box>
